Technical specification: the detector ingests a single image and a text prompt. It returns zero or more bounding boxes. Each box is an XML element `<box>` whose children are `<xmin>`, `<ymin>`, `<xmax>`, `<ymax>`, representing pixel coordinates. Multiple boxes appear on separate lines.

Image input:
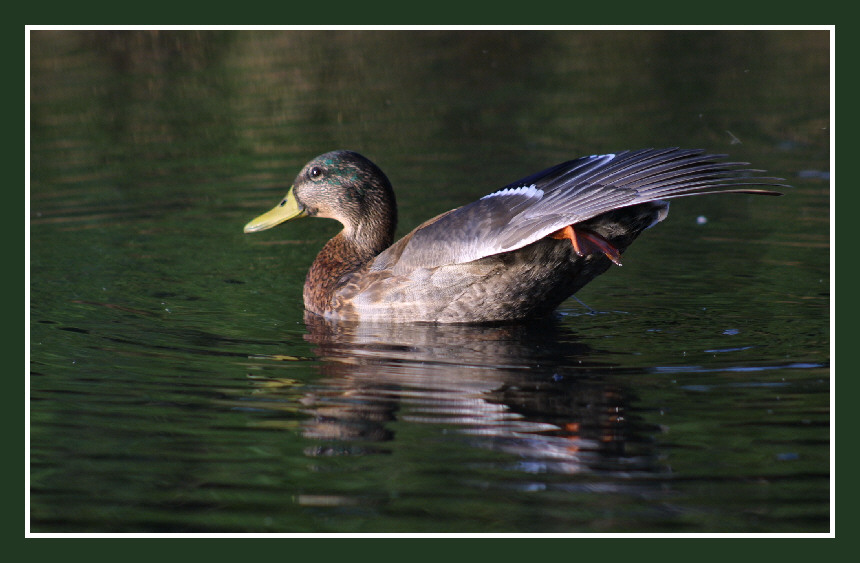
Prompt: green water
<box><xmin>28</xmin><ymin>30</ymin><xmax>830</xmax><ymax>533</ymax></box>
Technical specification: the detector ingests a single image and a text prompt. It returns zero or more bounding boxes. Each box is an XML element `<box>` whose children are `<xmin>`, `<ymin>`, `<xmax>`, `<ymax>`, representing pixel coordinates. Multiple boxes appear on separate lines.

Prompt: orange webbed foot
<box><xmin>550</xmin><ymin>225</ymin><xmax>622</xmax><ymax>266</ymax></box>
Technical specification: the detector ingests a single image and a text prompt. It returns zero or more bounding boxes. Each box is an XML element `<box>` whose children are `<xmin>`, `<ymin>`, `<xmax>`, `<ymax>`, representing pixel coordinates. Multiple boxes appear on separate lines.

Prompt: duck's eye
<box><xmin>309</xmin><ymin>166</ymin><xmax>323</xmax><ymax>179</ymax></box>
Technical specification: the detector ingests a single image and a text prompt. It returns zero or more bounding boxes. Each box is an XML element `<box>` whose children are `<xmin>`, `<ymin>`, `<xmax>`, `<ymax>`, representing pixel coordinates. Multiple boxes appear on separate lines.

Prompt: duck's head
<box><xmin>244</xmin><ymin>150</ymin><xmax>397</xmax><ymax>246</ymax></box>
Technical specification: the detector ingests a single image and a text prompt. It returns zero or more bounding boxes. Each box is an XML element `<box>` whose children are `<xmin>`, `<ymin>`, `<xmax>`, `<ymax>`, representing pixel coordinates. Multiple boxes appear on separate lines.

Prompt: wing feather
<box><xmin>382</xmin><ymin>148</ymin><xmax>784</xmax><ymax>274</ymax></box>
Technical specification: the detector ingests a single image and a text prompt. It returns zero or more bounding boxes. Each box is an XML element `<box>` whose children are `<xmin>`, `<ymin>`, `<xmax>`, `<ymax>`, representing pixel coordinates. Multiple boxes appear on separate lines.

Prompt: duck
<box><xmin>244</xmin><ymin>148</ymin><xmax>783</xmax><ymax>323</ymax></box>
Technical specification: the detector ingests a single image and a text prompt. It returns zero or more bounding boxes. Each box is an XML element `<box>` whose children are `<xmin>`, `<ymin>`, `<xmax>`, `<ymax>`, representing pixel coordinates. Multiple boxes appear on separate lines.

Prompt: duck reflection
<box><xmin>280</xmin><ymin>314</ymin><xmax>658</xmax><ymax>476</ymax></box>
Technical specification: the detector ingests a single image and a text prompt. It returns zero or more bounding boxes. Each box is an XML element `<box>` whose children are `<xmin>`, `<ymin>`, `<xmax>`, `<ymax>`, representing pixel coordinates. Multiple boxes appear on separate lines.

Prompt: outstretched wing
<box><xmin>380</xmin><ymin>148</ymin><xmax>784</xmax><ymax>274</ymax></box>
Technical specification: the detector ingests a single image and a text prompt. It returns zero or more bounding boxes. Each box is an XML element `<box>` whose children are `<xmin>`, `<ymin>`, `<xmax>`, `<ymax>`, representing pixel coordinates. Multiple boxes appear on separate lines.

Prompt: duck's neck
<box><xmin>303</xmin><ymin>215</ymin><xmax>396</xmax><ymax>315</ymax></box>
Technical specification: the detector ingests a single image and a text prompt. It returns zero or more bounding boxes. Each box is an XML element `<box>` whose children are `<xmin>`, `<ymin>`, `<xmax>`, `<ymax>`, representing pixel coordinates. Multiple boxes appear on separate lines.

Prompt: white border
<box><xmin>24</xmin><ymin>24</ymin><xmax>836</xmax><ymax>540</ymax></box>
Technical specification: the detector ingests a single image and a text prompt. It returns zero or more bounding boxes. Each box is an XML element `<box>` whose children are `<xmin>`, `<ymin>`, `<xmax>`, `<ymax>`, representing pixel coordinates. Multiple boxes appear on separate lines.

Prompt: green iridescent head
<box><xmin>244</xmin><ymin>150</ymin><xmax>397</xmax><ymax>240</ymax></box>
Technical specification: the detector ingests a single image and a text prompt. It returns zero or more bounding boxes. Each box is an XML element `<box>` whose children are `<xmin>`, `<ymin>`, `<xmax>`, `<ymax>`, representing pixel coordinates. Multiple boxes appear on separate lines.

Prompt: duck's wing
<box><xmin>378</xmin><ymin>148</ymin><xmax>784</xmax><ymax>274</ymax></box>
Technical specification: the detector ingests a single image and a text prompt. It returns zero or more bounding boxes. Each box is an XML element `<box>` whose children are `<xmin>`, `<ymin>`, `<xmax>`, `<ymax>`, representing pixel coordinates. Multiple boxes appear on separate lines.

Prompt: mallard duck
<box><xmin>244</xmin><ymin>149</ymin><xmax>783</xmax><ymax>323</ymax></box>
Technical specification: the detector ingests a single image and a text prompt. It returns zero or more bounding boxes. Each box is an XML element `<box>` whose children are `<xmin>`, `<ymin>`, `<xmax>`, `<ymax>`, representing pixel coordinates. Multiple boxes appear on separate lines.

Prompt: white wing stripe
<box><xmin>481</xmin><ymin>184</ymin><xmax>544</xmax><ymax>200</ymax></box>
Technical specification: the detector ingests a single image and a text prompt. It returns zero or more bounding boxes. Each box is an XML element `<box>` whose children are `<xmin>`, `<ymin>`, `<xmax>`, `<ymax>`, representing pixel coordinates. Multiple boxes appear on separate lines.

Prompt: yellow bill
<box><xmin>244</xmin><ymin>187</ymin><xmax>307</xmax><ymax>233</ymax></box>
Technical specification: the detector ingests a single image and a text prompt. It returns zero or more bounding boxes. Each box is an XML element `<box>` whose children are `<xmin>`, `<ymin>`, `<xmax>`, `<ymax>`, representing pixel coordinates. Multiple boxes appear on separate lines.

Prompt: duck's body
<box><xmin>245</xmin><ymin>149</ymin><xmax>783</xmax><ymax>323</ymax></box>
